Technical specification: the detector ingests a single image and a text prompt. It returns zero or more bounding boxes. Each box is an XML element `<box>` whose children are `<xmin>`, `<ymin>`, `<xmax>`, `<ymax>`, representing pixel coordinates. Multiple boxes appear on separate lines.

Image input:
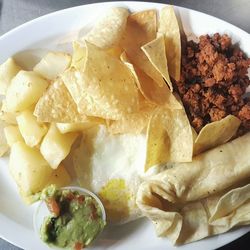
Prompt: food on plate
<box><xmin>0</xmin><ymin>4</ymin><xmax>249</xmax><ymax>248</ymax></box>
<box><xmin>193</xmin><ymin>114</ymin><xmax>241</xmax><ymax>155</ymax></box>
<box><xmin>9</xmin><ymin>140</ymin><xmax>71</xmax><ymax>203</ymax></box>
<box><xmin>120</xmin><ymin>9</ymin><xmax>178</xmax><ymax>106</ymax></box>
<box><xmin>84</xmin><ymin>7</ymin><xmax>129</xmax><ymax>49</ymax></box>
<box><xmin>40</xmin><ymin>186</ymin><xmax>105</xmax><ymax>249</ymax></box>
<box><xmin>0</xmin><ymin>58</ymin><xmax>21</xmax><ymax>95</ymax></box>
<box><xmin>4</xmin><ymin>125</ymin><xmax>24</xmax><ymax>146</ymax></box>
<box><xmin>46</xmin><ymin>165</ymin><xmax>71</xmax><ymax>190</ymax></box>
<box><xmin>34</xmin><ymin>78</ymin><xmax>90</xmax><ymax>123</ymax></box>
<box><xmin>16</xmin><ymin>109</ymin><xmax>48</xmax><ymax>147</ymax></box>
<box><xmin>0</xmin><ymin>120</ymin><xmax>9</xmax><ymax>156</ymax></box>
<box><xmin>40</xmin><ymin>124</ymin><xmax>78</xmax><ymax>169</ymax></box>
<box><xmin>107</xmin><ymin>98</ymin><xmax>155</xmax><ymax>134</ymax></box>
<box><xmin>0</xmin><ymin>100</ymin><xmax>17</xmax><ymax>124</ymax></box>
<box><xmin>121</xmin><ymin>9</ymin><xmax>165</xmax><ymax>87</ymax></box>
<box><xmin>72</xmin><ymin>125</ymin><xmax>148</xmax><ymax>223</ymax></box>
<box><xmin>56</xmin><ymin>122</ymin><xmax>101</xmax><ymax>134</ymax></box>
<box><xmin>120</xmin><ymin>51</ymin><xmax>181</xmax><ymax>108</ymax></box>
<box><xmin>175</xmin><ymin>33</ymin><xmax>250</xmax><ymax>134</ymax></box>
<box><xmin>5</xmin><ymin>70</ymin><xmax>48</xmax><ymax>112</ymax></box>
<box><xmin>33</xmin><ymin>52</ymin><xmax>71</xmax><ymax>80</ymax></box>
<box><xmin>158</xmin><ymin>6</ymin><xmax>181</xmax><ymax>81</ymax></box>
<box><xmin>141</xmin><ymin>35</ymin><xmax>172</xmax><ymax>90</ymax></box>
<box><xmin>61</xmin><ymin>41</ymin><xmax>139</xmax><ymax>120</ymax></box>
<box><xmin>137</xmin><ymin>132</ymin><xmax>250</xmax><ymax>244</ymax></box>
<box><xmin>145</xmin><ymin>105</ymin><xmax>193</xmax><ymax>171</ymax></box>
<box><xmin>71</xmin><ymin>41</ymin><xmax>87</xmax><ymax>70</ymax></box>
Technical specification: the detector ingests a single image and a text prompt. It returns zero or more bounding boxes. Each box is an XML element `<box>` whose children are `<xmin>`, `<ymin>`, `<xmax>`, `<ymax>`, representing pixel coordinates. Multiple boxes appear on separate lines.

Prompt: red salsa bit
<box><xmin>46</xmin><ymin>197</ymin><xmax>60</xmax><ymax>217</ymax></box>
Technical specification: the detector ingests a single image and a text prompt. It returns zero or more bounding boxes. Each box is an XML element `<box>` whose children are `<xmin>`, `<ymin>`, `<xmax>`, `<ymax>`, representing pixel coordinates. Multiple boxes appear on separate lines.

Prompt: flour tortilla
<box><xmin>137</xmin><ymin>132</ymin><xmax>250</xmax><ymax>244</ymax></box>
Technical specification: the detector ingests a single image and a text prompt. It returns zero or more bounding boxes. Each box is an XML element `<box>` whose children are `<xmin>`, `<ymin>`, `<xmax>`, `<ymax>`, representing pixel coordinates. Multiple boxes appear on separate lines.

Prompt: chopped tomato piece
<box><xmin>90</xmin><ymin>203</ymin><xmax>97</xmax><ymax>220</ymax></box>
<box><xmin>74</xmin><ymin>242</ymin><xmax>84</xmax><ymax>250</ymax></box>
<box><xmin>46</xmin><ymin>198</ymin><xmax>60</xmax><ymax>217</ymax></box>
<box><xmin>66</xmin><ymin>192</ymin><xmax>75</xmax><ymax>201</ymax></box>
<box><xmin>77</xmin><ymin>195</ymin><xmax>85</xmax><ymax>204</ymax></box>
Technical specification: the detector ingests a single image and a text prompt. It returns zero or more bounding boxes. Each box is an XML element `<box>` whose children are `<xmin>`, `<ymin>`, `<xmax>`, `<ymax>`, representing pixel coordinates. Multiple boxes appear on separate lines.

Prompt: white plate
<box><xmin>0</xmin><ymin>1</ymin><xmax>249</xmax><ymax>250</ymax></box>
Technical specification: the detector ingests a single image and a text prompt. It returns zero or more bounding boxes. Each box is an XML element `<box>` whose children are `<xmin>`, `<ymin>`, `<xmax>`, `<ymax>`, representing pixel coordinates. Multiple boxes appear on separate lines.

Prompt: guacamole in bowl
<box><xmin>34</xmin><ymin>186</ymin><xmax>106</xmax><ymax>250</ymax></box>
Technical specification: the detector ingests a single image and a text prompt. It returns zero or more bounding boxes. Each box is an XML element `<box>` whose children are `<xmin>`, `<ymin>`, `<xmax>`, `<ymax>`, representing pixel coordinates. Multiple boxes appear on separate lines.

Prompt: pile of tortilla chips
<box><xmin>1</xmin><ymin>4</ymin><xmax>249</xmax><ymax>245</ymax></box>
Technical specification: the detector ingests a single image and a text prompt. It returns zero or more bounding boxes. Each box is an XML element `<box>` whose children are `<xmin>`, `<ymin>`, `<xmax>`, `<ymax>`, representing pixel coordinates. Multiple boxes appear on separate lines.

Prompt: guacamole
<box><xmin>40</xmin><ymin>186</ymin><xmax>105</xmax><ymax>249</ymax></box>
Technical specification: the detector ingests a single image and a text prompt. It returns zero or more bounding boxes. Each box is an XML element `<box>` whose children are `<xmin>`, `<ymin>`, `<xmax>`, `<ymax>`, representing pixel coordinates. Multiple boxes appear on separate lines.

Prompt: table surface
<box><xmin>0</xmin><ymin>0</ymin><xmax>249</xmax><ymax>249</ymax></box>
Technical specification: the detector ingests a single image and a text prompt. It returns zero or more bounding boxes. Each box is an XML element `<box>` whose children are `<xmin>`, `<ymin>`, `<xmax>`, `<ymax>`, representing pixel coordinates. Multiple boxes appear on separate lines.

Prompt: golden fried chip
<box><xmin>121</xmin><ymin>10</ymin><xmax>166</xmax><ymax>87</ymax></box>
<box><xmin>107</xmin><ymin>101</ymin><xmax>156</xmax><ymax>134</ymax></box>
<box><xmin>145</xmin><ymin>106</ymin><xmax>193</xmax><ymax>171</ymax></box>
<box><xmin>106</xmin><ymin>46</ymin><xmax>124</xmax><ymax>59</ymax></box>
<box><xmin>34</xmin><ymin>78</ymin><xmax>89</xmax><ymax>123</ymax></box>
<box><xmin>62</xmin><ymin>41</ymin><xmax>139</xmax><ymax>120</ymax></box>
<box><xmin>194</xmin><ymin>115</ymin><xmax>241</xmax><ymax>155</ymax></box>
<box><xmin>142</xmin><ymin>35</ymin><xmax>173</xmax><ymax>90</ymax></box>
<box><xmin>71</xmin><ymin>41</ymin><xmax>87</xmax><ymax>70</ymax></box>
<box><xmin>158</xmin><ymin>6</ymin><xmax>181</xmax><ymax>81</ymax></box>
<box><xmin>120</xmin><ymin>52</ymin><xmax>181</xmax><ymax>107</ymax></box>
<box><xmin>84</xmin><ymin>7</ymin><xmax>129</xmax><ymax>49</ymax></box>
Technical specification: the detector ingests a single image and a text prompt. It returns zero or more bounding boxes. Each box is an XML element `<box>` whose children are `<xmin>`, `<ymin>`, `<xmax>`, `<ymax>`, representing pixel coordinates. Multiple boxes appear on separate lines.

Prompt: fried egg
<box><xmin>73</xmin><ymin>125</ymin><xmax>149</xmax><ymax>223</ymax></box>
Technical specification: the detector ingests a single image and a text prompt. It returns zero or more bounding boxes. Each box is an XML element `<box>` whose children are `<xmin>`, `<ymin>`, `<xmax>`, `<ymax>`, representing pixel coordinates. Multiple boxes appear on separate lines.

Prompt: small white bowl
<box><xmin>33</xmin><ymin>186</ymin><xmax>106</xmax><ymax>249</ymax></box>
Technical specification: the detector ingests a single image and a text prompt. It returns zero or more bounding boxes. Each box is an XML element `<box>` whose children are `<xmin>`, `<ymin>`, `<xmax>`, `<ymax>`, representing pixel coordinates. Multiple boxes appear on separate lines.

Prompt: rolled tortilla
<box><xmin>136</xmin><ymin>132</ymin><xmax>250</xmax><ymax>244</ymax></box>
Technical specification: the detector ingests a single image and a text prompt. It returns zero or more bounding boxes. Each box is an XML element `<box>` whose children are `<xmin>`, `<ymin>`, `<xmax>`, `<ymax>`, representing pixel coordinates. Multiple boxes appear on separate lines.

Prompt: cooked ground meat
<box><xmin>175</xmin><ymin>33</ymin><xmax>250</xmax><ymax>134</ymax></box>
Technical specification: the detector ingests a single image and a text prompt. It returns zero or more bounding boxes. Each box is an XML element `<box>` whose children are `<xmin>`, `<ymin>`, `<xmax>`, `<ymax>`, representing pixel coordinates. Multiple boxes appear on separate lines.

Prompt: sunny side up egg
<box><xmin>73</xmin><ymin>125</ymin><xmax>148</xmax><ymax>223</ymax></box>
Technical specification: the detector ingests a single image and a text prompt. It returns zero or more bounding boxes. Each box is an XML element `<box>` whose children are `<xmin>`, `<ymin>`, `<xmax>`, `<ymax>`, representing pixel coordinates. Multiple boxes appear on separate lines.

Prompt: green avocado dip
<box><xmin>40</xmin><ymin>186</ymin><xmax>106</xmax><ymax>250</ymax></box>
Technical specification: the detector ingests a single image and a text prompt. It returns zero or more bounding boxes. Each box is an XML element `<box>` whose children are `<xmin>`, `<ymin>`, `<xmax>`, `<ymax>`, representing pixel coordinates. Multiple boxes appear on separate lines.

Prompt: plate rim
<box><xmin>1</xmin><ymin>1</ymin><xmax>249</xmax><ymax>43</ymax></box>
<box><xmin>0</xmin><ymin>1</ymin><xmax>249</xmax><ymax>250</ymax></box>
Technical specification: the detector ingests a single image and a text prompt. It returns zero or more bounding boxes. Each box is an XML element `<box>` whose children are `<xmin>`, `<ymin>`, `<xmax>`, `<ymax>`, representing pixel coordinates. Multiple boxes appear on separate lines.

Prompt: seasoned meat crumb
<box><xmin>175</xmin><ymin>33</ymin><xmax>250</xmax><ymax>134</ymax></box>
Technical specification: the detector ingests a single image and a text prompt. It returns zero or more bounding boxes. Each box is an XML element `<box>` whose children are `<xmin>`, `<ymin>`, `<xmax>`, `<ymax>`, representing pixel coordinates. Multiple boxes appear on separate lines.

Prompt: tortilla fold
<box><xmin>136</xmin><ymin>132</ymin><xmax>250</xmax><ymax>244</ymax></box>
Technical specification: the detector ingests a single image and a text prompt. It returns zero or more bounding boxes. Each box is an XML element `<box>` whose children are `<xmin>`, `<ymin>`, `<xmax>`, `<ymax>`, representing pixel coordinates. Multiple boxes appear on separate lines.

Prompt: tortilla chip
<box><xmin>158</xmin><ymin>6</ymin><xmax>181</xmax><ymax>81</ymax></box>
<box><xmin>145</xmin><ymin>105</ymin><xmax>193</xmax><ymax>171</ymax></box>
<box><xmin>106</xmin><ymin>46</ymin><xmax>124</xmax><ymax>59</ymax></box>
<box><xmin>194</xmin><ymin>115</ymin><xmax>241</xmax><ymax>155</ymax></box>
<box><xmin>34</xmin><ymin>78</ymin><xmax>89</xmax><ymax>123</ymax></box>
<box><xmin>191</xmin><ymin>127</ymin><xmax>198</xmax><ymax>142</ymax></box>
<box><xmin>71</xmin><ymin>41</ymin><xmax>87</xmax><ymax>70</ymax></box>
<box><xmin>137</xmin><ymin>133</ymin><xmax>250</xmax><ymax>244</ymax></box>
<box><xmin>84</xmin><ymin>7</ymin><xmax>129</xmax><ymax>49</ymax></box>
<box><xmin>121</xmin><ymin>10</ymin><xmax>166</xmax><ymax>87</ymax></box>
<box><xmin>62</xmin><ymin>41</ymin><xmax>139</xmax><ymax>120</ymax></box>
<box><xmin>107</xmin><ymin>100</ymin><xmax>156</xmax><ymax>134</ymax></box>
<box><xmin>120</xmin><ymin>52</ymin><xmax>181</xmax><ymax>107</ymax></box>
<box><xmin>142</xmin><ymin>35</ymin><xmax>173</xmax><ymax>90</ymax></box>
